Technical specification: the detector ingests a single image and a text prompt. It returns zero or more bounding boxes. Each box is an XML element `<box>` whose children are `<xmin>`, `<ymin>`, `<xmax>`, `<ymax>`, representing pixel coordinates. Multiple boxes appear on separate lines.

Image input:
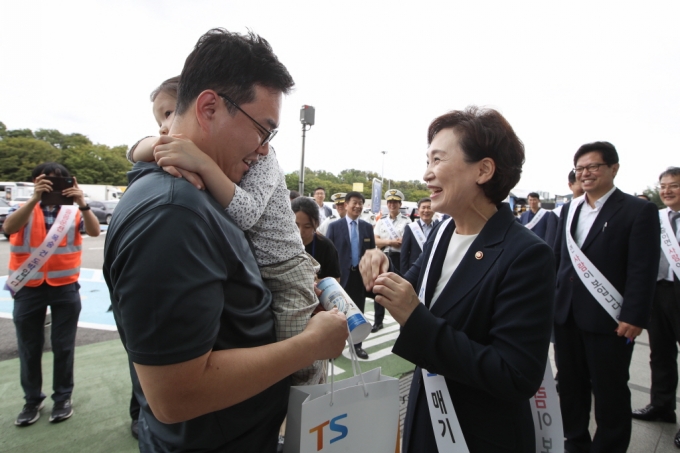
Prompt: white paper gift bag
<box><xmin>284</xmin><ymin>366</ymin><xmax>400</xmax><ymax>453</ymax></box>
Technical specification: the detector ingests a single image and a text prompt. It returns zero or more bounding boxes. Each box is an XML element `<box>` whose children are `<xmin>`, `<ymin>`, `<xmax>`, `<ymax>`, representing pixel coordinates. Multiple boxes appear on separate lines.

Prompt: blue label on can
<box><xmin>347</xmin><ymin>313</ymin><xmax>367</xmax><ymax>332</ymax></box>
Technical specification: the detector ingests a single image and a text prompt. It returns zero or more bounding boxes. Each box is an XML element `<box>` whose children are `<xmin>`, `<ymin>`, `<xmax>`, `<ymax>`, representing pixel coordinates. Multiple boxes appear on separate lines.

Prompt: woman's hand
<box><xmin>372</xmin><ymin>272</ymin><xmax>420</xmax><ymax>326</ymax></box>
<box><xmin>359</xmin><ymin>248</ymin><xmax>389</xmax><ymax>291</ymax></box>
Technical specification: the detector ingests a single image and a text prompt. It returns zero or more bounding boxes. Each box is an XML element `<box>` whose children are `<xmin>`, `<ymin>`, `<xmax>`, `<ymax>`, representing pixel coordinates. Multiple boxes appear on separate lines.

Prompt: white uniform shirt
<box><xmin>318</xmin><ymin>214</ymin><xmax>340</xmax><ymax>236</ymax></box>
<box><xmin>374</xmin><ymin>213</ymin><xmax>411</xmax><ymax>253</ymax></box>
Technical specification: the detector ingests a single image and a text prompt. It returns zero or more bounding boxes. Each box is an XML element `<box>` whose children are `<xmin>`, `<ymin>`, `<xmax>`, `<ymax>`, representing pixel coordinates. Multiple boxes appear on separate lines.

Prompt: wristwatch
<box><xmin>79</xmin><ymin>204</ymin><xmax>91</xmax><ymax>211</ymax></box>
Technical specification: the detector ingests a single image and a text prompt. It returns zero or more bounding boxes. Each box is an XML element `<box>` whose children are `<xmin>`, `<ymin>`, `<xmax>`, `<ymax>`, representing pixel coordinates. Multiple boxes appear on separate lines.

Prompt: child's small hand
<box><xmin>154</xmin><ymin>135</ymin><xmax>211</xmax><ymax>190</ymax></box>
<box><xmin>153</xmin><ymin>134</ymin><xmax>212</xmax><ymax>175</ymax></box>
<box><xmin>162</xmin><ymin>165</ymin><xmax>205</xmax><ymax>190</ymax></box>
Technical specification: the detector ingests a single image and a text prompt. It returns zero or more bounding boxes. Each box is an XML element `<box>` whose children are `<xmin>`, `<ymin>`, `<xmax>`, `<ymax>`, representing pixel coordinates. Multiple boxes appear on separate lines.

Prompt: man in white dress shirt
<box><xmin>631</xmin><ymin>167</ymin><xmax>680</xmax><ymax>449</ymax></box>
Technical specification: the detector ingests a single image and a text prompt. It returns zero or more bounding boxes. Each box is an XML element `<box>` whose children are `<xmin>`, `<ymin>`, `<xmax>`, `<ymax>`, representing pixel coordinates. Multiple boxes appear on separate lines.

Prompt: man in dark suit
<box><xmin>326</xmin><ymin>191</ymin><xmax>375</xmax><ymax>359</ymax></box>
<box><xmin>553</xmin><ymin>141</ymin><xmax>660</xmax><ymax>453</ymax></box>
<box><xmin>631</xmin><ymin>166</ymin><xmax>680</xmax><ymax>449</ymax></box>
<box><xmin>313</xmin><ymin>187</ymin><xmax>332</xmax><ymax>223</ymax></box>
<box><xmin>519</xmin><ymin>192</ymin><xmax>558</xmax><ymax>244</ymax></box>
<box><xmin>400</xmin><ymin>197</ymin><xmax>439</xmax><ymax>275</ymax></box>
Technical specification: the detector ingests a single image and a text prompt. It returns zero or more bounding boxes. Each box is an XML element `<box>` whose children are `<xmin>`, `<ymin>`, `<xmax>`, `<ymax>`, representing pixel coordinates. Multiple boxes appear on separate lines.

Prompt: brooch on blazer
<box><xmin>475</xmin><ymin>251</ymin><xmax>483</xmax><ymax>260</ymax></box>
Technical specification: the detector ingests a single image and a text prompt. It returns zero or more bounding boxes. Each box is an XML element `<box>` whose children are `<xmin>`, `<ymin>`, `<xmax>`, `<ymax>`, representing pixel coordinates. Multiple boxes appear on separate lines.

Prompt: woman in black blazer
<box><xmin>360</xmin><ymin>107</ymin><xmax>555</xmax><ymax>452</ymax></box>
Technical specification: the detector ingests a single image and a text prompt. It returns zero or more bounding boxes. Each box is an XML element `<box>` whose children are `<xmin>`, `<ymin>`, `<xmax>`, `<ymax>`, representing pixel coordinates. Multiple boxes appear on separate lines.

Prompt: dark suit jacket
<box><xmin>519</xmin><ymin>209</ymin><xmax>559</xmax><ymax>245</ymax></box>
<box><xmin>394</xmin><ymin>204</ymin><xmax>555</xmax><ymax>452</ymax></box>
<box><xmin>400</xmin><ymin>219</ymin><xmax>440</xmax><ymax>275</ymax></box>
<box><xmin>554</xmin><ymin>189</ymin><xmax>660</xmax><ymax>333</ymax></box>
<box><xmin>326</xmin><ymin>217</ymin><xmax>375</xmax><ymax>287</ymax></box>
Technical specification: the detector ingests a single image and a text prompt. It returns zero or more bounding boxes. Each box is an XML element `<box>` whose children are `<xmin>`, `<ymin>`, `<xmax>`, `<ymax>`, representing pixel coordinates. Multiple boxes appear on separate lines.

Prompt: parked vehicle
<box><xmin>0</xmin><ymin>181</ymin><xmax>34</xmax><ymax>202</ymax></box>
<box><xmin>0</xmin><ymin>198</ymin><xmax>11</xmax><ymax>238</ymax></box>
<box><xmin>79</xmin><ymin>184</ymin><xmax>125</xmax><ymax>201</ymax></box>
<box><xmin>90</xmin><ymin>200</ymin><xmax>119</xmax><ymax>224</ymax></box>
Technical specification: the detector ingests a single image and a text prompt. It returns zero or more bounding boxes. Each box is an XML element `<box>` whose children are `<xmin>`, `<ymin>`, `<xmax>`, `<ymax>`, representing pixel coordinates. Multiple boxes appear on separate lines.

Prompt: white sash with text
<box><xmin>565</xmin><ymin>196</ymin><xmax>622</xmax><ymax>322</ymax></box>
<box><xmin>422</xmin><ymin>370</ymin><xmax>469</xmax><ymax>453</ymax></box>
<box><xmin>417</xmin><ymin>218</ymin><xmax>468</xmax><ymax>451</ymax></box>
<box><xmin>408</xmin><ymin>221</ymin><xmax>428</xmax><ymax>251</ymax></box>
<box><xmin>530</xmin><ymin>361</ymin><xmax>564</xmax><ymax>453</ymax></box>
<box><xmin>660</xmin><ymin>209</ymin><xmax>680</xmax><ymax>281</ymax></box>
<box><xmin>5</xmin><ymin>205</ymin><xmax>78</xmax><ymax>296</ymax></box>
<box><xmin>418</xmin><ymin>218</ymin><xmax>452</xmax><ymax>305</ymax></box>
<box><xmin>380</xmin><ymin>217</ymin><xmax>400</xmax><ymax>240</ymax></box>
<box><xmin>524</xmin><ymin>208</ymin><xmax>547</xmax><ymax>230</ymax></box>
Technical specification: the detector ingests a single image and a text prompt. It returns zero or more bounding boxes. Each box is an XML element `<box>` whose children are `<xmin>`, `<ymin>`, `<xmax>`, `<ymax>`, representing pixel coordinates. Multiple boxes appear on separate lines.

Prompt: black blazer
<box><xmin>326</xmin><ymin>217</ymin><xmax>376</xmax><ymax>287</ymax></box>
<box><xmin>400</xmin><ymin>219</ymin><xmax>441</xmax><ymax>275</ymax></box>
<box><xmin>394</xmin><ymin>204</ymin><xmax>555</xmax><ymax>452</ymax></box>
<box><xmin>554</xmin><ymin>189</ymin><xmax>660</xmax><ymax>332</ymax></box>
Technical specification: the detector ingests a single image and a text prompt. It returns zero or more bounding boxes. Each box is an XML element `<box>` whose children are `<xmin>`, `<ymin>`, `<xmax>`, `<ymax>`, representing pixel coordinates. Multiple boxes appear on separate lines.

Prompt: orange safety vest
<box><xmin>8</xmin><ymin>204</ymin><xmax>82</xmax><ymax>287</ymax></box>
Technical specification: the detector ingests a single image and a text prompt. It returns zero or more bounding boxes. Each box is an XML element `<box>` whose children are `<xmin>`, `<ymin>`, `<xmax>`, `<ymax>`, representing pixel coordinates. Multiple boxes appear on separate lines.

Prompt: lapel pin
<box><xmin>475</xmin><ymin>251</ymin><xmax>483</xmax><ymax>260</ymax></box>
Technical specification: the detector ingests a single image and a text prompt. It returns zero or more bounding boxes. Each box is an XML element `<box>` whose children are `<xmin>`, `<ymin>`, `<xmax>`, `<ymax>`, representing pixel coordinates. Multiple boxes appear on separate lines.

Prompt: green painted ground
<box><xmin>0</xmin><ymin>300</ymin><xmax>413</xmax><ymax>452</ymax></box>
<box><xmin>331</xmin><ymin>300</ymin><xmax>415</xmax><ymax>379</ymax></box>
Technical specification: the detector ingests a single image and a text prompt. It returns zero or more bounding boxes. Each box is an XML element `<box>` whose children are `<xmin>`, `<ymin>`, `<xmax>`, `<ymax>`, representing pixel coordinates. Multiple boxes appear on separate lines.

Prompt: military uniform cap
<box><xmin>331</xmin><ymin>192</ymin><xmax>347</xmax><ymax>203</ymax></box>
<box><xmin>384</xmin><ymin>189</ymin><xmax>405</xmax><ymax>202</ymax></box>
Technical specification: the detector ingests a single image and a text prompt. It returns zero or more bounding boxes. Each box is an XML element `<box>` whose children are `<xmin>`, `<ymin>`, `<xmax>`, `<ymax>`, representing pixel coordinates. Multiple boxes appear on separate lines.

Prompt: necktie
<box><xmin>351</xmin><ymin>220</ymin><xmax>360</xmax><ymax>266</ymax></box>
<box><xmin>671</xmin><ymin>211</ymin><xmax>680</xmax><ymax>239</ymax></box>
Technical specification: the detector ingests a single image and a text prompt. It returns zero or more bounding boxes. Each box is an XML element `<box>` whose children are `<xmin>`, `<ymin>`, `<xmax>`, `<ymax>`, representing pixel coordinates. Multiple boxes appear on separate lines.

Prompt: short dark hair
<box><xmin>150</xmin><ymin>76</ymin><xmax>180</xmax><ymax>102</ymax></box>
<box><xmin>573</xmin><ymin>141</ymin><xmax>619</xmax><ymax>167</ymax></box>
<box><xmin>417</xmin><ymin>197</ymin><xmax>431</xmax><ymax>207</ymax></box>
<box><xmin>289</xmin><ymin>190</ymin><xmax>300</xmax><ymax>200</ymax></box>
<box><xmin>345</xmin><ymin>191</ymin><xmax>365</xmax><ymax>204</ymax></box>
<box><xmin>568</xmin><ymin>170</ymin><xmax>576</xmax><ymax>184</ymax></box>
<box><xmin>32</xmin><ymin>162</ymin><xmax>70</xmax><ymax>180</ymax></box>
<box><xmin>528</xmin><ymin>192</ymin><xmax>540</xmax><ymax>200</ymax></box>
<box><xmin>427</xmin><ymin>106</ymin><xmax>524</xmax><ymax>205</ymax></box>
<box><xmin>314</xmin><ymin>187</ymin><xmax>326</xmax><ymax>195</ymax></box>
<box><xmin>291</xmin><ymin>196</ymin><xmax>320</xmax><ymax>227</ymax></box>
<box><xmin>176</xmin><ymin>29</ymin><xmax>295</xmax><ymax>116</ymax></box>
<box><xmin>659</xmin><ymin>166</ymin><xmax>680</xmax><ymax>180</ymax></box>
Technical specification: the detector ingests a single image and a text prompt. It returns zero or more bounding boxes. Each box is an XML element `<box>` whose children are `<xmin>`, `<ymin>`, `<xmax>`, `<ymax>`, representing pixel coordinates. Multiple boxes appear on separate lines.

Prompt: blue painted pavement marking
<box><xmin>0</xmin><ymin>268</ymin><xmax>117</xmax><ymax>330</ymax></box>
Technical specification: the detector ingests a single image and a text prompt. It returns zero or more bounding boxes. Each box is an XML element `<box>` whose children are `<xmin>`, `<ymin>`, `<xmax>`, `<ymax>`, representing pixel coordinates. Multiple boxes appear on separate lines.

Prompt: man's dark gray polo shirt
<box><xmin>104</xmin><ymin>163</ymin><xmax>289</xmax><ymax>452</ymax></box>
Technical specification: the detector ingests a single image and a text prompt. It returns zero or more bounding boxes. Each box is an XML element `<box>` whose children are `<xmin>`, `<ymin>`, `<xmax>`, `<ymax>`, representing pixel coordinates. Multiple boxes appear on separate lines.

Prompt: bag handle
<box><xmin>328</xmin><ymin>325</ymin><xmax>369</xmax><ymax>407</ymax></box>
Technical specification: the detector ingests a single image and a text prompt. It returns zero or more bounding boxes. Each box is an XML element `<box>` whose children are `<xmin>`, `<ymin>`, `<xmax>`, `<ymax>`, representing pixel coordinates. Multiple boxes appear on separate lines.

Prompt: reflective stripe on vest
<box><xmin>8</xmin><ymin>204</ymin><xmax>82</xmax><ymax>287</ymax></box>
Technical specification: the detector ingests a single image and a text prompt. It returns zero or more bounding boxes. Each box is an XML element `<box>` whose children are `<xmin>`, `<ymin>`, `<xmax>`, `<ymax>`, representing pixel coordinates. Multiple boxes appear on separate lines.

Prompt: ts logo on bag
<box><xmin>309</xmin><ymin>413</ymin><xmax>348</xmax><ymax>450</ymax></box>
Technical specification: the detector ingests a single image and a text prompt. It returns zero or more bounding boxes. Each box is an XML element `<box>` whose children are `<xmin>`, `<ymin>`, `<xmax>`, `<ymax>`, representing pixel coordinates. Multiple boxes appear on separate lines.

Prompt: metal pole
<box><xmin>381</xmin><ymin>150</ymin><xmax>387</xmax><ymax>184</ymax></box>
<box><xmin>299</xmin><ymin>124</ymin><xmax>306</xmax><ymax>194</ymax></box>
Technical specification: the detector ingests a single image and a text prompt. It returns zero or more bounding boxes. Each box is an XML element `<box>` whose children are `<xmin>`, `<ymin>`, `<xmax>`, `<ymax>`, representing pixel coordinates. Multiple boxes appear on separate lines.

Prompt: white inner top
<box><xmin>431</xmin><ymin>229</ymin><xmax>479</xmax><ymax>308</ymax></box>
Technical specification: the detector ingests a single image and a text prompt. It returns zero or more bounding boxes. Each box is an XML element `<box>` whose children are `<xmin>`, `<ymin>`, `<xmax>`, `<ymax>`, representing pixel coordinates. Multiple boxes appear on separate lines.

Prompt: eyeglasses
<box><xmin>574</xmin><ymin>163</ymin><xmax>608</xmax><ymax>174</ymax></box>
<box><xmin>218</xmin><ymin>93</ymin><xmax>278</xmax><ymax>146</ymax></box>
<box><xmin>660</xmin><ymin>183</ymin><xmax>680</xmax><ymax>191</ymax></box>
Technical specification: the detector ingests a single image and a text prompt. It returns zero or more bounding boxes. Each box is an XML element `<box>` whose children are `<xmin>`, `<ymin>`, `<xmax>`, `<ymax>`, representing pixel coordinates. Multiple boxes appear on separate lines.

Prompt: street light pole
<box><xmin>299</xmin><ymin>123</ymin><xmax>308</xmax><ymax>194</ymax></box>
<box><xmin>381</xmin><ymin>150</ymin><xmax>387</xmax><ymax>185</ymax></box>
<box><xmin>298</xmin><ymin>105</ymin><xmax>315</xmax><ymax>195</ymax></box>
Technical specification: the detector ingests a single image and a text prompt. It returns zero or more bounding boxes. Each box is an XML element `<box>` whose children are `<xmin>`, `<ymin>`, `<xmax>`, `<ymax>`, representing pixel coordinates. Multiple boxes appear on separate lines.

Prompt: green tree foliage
<box><xmin>0</xmin><ymin>122</ymin><xmax>429</xmax><ymax>195</ymax></box>
<box><xmin>288</xmin><ymin>168</ymin><xmax>429</xmax><ymax>202</ymax></box>
<box><xmin>643</xmin><ymin>186</ymin><xmax>664</xmax><ymax>209</ymax></box>
<box><xmin>0</xmin><ymin>123</ymin><xmax>130</xmax><ymax>184</ymax></box>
